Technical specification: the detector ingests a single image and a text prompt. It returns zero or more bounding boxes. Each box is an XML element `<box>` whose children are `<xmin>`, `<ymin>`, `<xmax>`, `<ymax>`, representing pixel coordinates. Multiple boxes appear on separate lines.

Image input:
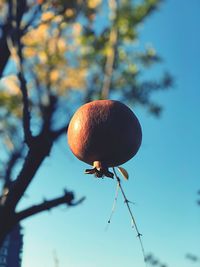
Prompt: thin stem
<box><xmin>112</xmin><ymin>167</ymin><xmax>147</xmax><ymax>266</ymax></box>
<box><xmin>101</xmin><ymin>0</ymin><xmax>118</xmax><ymax>99</ymax></box>
<box><xmin>105</xmin><ymin>182</ymin><xmax>120</xmax><ymax>231</ymax></box>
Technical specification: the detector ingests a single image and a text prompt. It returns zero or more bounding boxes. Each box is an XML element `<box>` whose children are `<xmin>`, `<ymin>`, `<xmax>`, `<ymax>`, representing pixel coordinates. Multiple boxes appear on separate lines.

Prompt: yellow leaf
<box><xmin>53</xmin><ymin>15</ymin><xmax>63</xmax><ymax>23</ymax></box>
<box><xmin>61</xmin><ymin>67</ymin><xmax>87</xmax><ymax>92</ymax></box>
<box><xmin>23</xmin><ymin>47</ymin><xmax>36</xmax><ymax>58</ymax></box>
<box><xmin>50</xmin><ymin>70</ymin><xmax>59</xmax><ymax>83</ymax></box>
<box><xmin>36</xmin><ymin>24</ymin><xmax>49</xmax><ymax>38</ymax></box>
<box><xmin>41</xmin><ymin>11</ymin><xmax>54</xmax><ymax>22</ymax></box>
<box><xmin>72</xmin><ymin>23</ymin><xmax>82</xmax><ymax>36</ymax></box>
<box><xmin>88</xmin><ymin>0</ymin><xmax>101</xmax><ymax>9</ymax></box>
<box><xmin>38</xmin><ymin>51</ymin><xmax>47</xmax><ymax>63</ymax></box>
<box><xmin>65</xmin><ymin>9</ymin><xmax>75</xmax><ymax>17</ymax></box>
<box><xmin>57</xmin><ymin>38</ymin><xmax>67</xmax><ymax>53</ymax></box>
<box><xmin>117</xmin><ymin>166</ymin><xmax>129</xmax><ymax>180</ymax></box>
<box><xmin>22</xmin><ymin>24</ymin><xmax>49</xmax><ymax>46</ymax></box>
<box><xmin>0</xmin><ymin>75</ymin><xmax>20</xmax><ymax>95</ymax></box>
<box><xmin>48</xmin><ymin>38</ymin><xmax>57</xmax><ymax>55</ymax></box>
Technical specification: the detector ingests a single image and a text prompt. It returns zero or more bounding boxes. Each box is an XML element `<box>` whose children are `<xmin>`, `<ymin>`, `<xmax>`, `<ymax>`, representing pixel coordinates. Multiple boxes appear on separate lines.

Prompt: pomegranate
<box><xmin>67</xmin><ymin>100</ymin><xmax>142</xmax><ymax>178</ymax></box>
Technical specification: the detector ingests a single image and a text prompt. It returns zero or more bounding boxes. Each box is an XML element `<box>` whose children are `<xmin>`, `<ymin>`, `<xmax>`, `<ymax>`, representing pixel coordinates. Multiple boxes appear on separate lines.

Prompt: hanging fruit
<box><xmin>67</xmin><ymin>100</ymin><xmax>142</xmax><ymax>178</ymax></box>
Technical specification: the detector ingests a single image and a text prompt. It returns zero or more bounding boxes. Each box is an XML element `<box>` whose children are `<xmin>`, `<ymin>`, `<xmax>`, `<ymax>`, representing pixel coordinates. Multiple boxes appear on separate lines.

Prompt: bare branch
<box><xmin>14</xmin><ymin>14</ymin><xmax>33</xmax><ymax>146</ymax></box>
<box><xmin>16</xmin><ymin>191</ymin><xmax>85</xmax><ymax>222</ymax></box>
<box><xmin>18</xmin><ymin>72</ymin><xmax>33</xmax><ymax>145</ymax></box>
<box><xmin>0</xmin><ymin>25</ymin><xmax>10</xmax><ymax>77</ymax></box>
<box><xmin>16</xmin><ymin>0</ymin><xmax>27</xmax><ymax>27</ymax></box>
<box><xmin>3</xmin><ymin>116</ymin><xmax>67</xmax><ymax>211</ymax></box>
<box><xmin>101</xmin><ymin>0</ymin><xmax>118</xmax><ymax>99</ymax></box>
<box><xmin>0</xmin><ymin>190</ymin><xmax>85</xmax><ymax>246</ymax></box>
<box><xmin>21</xmin><ymin>4</ymin><xmax>41</xmax><ymax>34</ymax></box>
<box><xmin>4</xmin><ymin>137</ymin><xmax>52</xmax><ymax>210</ymax></box>
<box><xmin>112</xmin><ymin>167</ymin><xmax>147</xmax><ymax>265</ymax></box>
<box><xmin>0</xmin><ymin>0</ymin><xmax>13</xmax><ymax>77</ymax></box>
<box><xmin>0</xmin><ymin>0</ymin><xmax>27</xmax><ymax>77</ymax></box>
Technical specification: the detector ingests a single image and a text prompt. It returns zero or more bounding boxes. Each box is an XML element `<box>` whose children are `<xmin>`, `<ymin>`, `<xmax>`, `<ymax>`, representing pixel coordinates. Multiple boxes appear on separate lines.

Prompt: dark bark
<box><xmin>16</xmin><ymin>193</ymin><xmax>85</xmax><ymax>222</ymax></box>
<box><xmin>0</xmin><ymin>0</ymin><xmax>27</xmax><ymax>77</ymax></box>
<box><xmin>0</xmin><ymin>191</ymin><xmax>84</xmax><ymax>247</ymax></box>
<box><xmin>0</xmin><ymin>25</ymin><xmax>11</xmax><ymax>77</ymax></box>
<box><xmin>4</xmin><ymin>134</ymin><xmax>53</xmax><ymax>211</ymax></box>
<box><xmin>0</xmin><ymin>124</ymin><xmax>73</xmax><ymax>247</ymax></box>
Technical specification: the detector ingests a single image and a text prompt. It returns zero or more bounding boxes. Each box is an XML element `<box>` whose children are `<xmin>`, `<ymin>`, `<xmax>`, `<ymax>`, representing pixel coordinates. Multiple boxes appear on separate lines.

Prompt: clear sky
<box><xmin>20</xmin><ymin>1</ymin><xmax>200</xmax><ymax>267</ymax></box>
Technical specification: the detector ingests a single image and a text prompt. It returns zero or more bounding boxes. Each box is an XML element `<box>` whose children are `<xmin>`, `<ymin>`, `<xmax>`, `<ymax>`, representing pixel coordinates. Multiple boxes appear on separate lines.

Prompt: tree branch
<box><xmin>3</xmin><ymin>114</ymin><xmax>67</xmax><ymax>211</ymax></box>
<box><xmin>18</xmin><ymin>72</ymin><xmax>33</xmax><ymax>145</ymax></box>
<box><xmin>0</xmin><ymin>190</ymin><xmax>85</xmax><ymax>246</ymax></box>
<box><xmin>0</xmin><ymin>0</ymin><xmax>27</xmax><ymax>77</ymax></box>
<box><xmin>15</xmin><ymin>191</ymin><xmax>85</xmax><ymax>222</ymax></box>
<box><xmin>4</xmin><ymin>135</ymin><xmax>52</xmax><ymax>211</ymax></box>
<box><xmin>3</xmin><ymin>0</ymin><xmax>33</xmax><ymax>145</ymax></box>
<box><xmin>0</xmin><ymin>25</ymin><xmax>11</xmax><ymax>77</ymax></box>
<box><xmin>101</xmin><ymin>0</ymin><xmax>118</xmax><ymax>99</ymax></box>
<box><xmin>15</xmin><ymin>12</ymin><xmax>33</xmax><ymax>146</ymax></box>
<box><xmin>22</xmin><ymin>5</ymin><xmax>42</xmax><ymax>34</ymax></box>
<box><xmin>16</xmin><ymin>0</ymin><xmax>27</xmax><ymax>28</ymax></box>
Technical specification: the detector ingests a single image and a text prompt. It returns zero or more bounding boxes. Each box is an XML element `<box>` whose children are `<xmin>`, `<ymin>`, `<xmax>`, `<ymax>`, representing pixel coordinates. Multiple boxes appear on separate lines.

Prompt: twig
<box><xmin>18</xmin><ymin>71</ymin><xmax>33</xmax><ymax>145</ymax></box>
<box><xmin>4</xmin><ymin>140</ymin><xmax>50</xmax><ymax>210</ymax></box>
<box><xmin>101</xmin><ymin>0</ymin><xmax>118</xmax><ymax>99</ymax></box>
<box><xmin>22</xmin><ymin>5</ymin><xmax>42</xmax><ymax>34</ymax></box>
<box><xmin>0</xmin><ymin>0</ymin><xmax>14</xmax><ymax>77</ymax></box>
<box><xmin>106</xmin><ymin>182</ymin><xmax>120</xmax><ymax>230</ymax></box>
<box><xmin>15</xmin><ymin>190</ymin><xmax>85</xmax><ymax>222</ymax></box>
<box><xmin>11</xmin><ymin>11</ymin><xmax>33</xmax><ymax>146</ymax></box>
<box><xmin>10</xmin><ymin>0</ymin><xmax>33</xmax><ymax>145</ymax></box>
<box><xmin>0</xmin><ymin>25</ymin><xmax>11</xmax><ymax>77</ymax></box>
<box><xmin>112</xmin><ymin>167</ymin><xmax>147</xmax><ymax>266</ymax></box>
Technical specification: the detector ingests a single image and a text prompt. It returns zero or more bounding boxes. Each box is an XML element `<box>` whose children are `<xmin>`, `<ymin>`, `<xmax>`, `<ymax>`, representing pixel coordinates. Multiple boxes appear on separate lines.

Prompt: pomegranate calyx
<box><xmin>84</xmin><ymin>167</ymin><xmax>114</xmax><ymax>178</ymax></box>
<box><xmin>85</xmin><ymin>161</ymin><xmax>114</xmax><ymax>178</ymax></box>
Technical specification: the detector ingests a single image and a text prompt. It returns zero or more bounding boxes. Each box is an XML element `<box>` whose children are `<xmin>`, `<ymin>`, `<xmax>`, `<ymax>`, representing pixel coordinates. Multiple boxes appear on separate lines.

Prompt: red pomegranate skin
<box><xmin>67</xmin><ymin>100</ymin><xmax>142</xmax><ymax>167</ymax></box>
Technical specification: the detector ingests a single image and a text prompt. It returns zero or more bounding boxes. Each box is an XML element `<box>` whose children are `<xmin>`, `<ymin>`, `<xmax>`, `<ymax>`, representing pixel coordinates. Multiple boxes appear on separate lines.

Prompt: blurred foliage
<box><xmin>186</xmin><ymin>253</ymin><xmax>200</xmax><ymax>264</ymax></box>
<box><xmin>0</xmin><ymin>0</ymin><xmax>175</xmax><ymax>262</ymax></box>
<box><xmin>145</xmin><ymin>253</ymin><xmax>168</xmax><ymax>267</ymax></box>
<box><xmin>0</xmin><ymin>0</ymin><xmax>173</xmax><ymax>172</ymax></box>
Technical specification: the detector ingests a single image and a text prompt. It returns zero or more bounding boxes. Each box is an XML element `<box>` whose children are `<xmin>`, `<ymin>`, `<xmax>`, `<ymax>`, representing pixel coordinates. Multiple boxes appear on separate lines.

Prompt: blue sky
<box><xmin>20</xmin><ymin>1</ymin><xmax>200</xmax><ymax>267</ymax></box>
